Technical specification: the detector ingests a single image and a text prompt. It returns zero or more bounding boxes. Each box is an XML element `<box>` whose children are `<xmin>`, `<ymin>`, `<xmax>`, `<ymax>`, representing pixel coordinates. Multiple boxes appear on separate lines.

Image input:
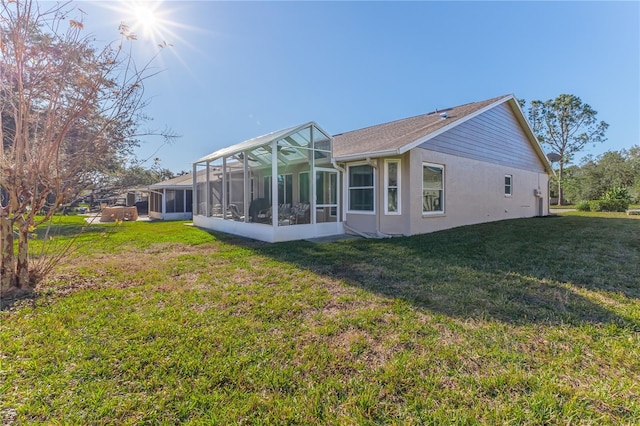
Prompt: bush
<box><xmin>575</xmin><ymin>201</ymin><xmax>591</xmax><ymax>211</ymax></box>
<box><xmin>603</xmin><ymin>186</ymin><xmax>632</xmax><ymax>202</ymax></box>
<box><xmin>589</xmin><ymin>199</ymin><xmax>630</xmax><ymax>212</ymax></box>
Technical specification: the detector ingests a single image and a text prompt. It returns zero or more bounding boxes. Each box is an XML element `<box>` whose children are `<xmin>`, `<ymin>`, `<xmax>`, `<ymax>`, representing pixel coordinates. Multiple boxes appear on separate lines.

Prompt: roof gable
<box><xmin>332</xmin><ymin>95</ymin><xmax>508</xmax><ymax>160</ymax></box>
<box><xmin>332</xmin><ymin>94</ymin><xmax>551</xmax><ymax>173</ymax></box>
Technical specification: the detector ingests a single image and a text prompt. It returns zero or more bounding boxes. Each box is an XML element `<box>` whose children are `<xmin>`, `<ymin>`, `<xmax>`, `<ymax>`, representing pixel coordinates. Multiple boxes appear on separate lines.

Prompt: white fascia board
<box><xmin>397</xmin><ymin>95</ymin><xmax>514</xmax><ymax>155</ymax></box>
<box><xmin>333</xmin><ymin>149</ymin><xmax>400</xmax><ymax>163</ymax></box>
<box><xmin>149</xmin><ymin>184</ymin><xmax>192</xmax><ymax>190</ymax></box>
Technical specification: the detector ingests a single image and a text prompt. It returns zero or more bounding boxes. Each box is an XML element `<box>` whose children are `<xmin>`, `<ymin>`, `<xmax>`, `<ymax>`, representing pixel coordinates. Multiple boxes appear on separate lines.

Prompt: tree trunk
<box><xmin>16</xmin><ymin>223</ymin><xmax>32</xmax><ymax>291</ymax></box>
<box><xmin>1</xmin><ymin>216</ymin><xmax>16</xmax><ymax>296</ymax></box>
<box><xmin>0</xmin><ymin>218</ymin><xmax>34</xmax><ymax>298</ymax></box>
<box><xmin>557</xmin><ymin>162</ymin><xmax>564</xmax><ymax>206</ymax></box>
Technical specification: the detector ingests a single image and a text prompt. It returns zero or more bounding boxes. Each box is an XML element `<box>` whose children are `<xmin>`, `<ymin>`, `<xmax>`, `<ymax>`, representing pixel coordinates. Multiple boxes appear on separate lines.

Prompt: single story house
<box><xmin>149</xmin><ymin>173</ymin><xmax>193</xmax><ymax>220</ymax></box>
<box><xmin>192</xmin><ymin>94</ymin><xmax>553</xmax><ymax>242</ymax></box>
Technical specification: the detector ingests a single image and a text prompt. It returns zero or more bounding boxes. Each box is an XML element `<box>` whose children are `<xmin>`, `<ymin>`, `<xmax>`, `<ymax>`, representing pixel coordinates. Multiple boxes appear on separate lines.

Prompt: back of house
<box><xmin>191</xmin><ymin>94</ymin><xmax>552</xmax><ymax>242</ymax></box>
<box><xmin>333</xmin><ymin>94</ymin><xmax>552</xmax><ymax>237</ymax></box>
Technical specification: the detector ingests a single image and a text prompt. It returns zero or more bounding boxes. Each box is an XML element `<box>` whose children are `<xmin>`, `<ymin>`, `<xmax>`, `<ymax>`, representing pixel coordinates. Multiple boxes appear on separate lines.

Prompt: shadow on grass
<box><xmin>31</xmin><ymin>218</ymin><xmax>110</xmax><ymax>238</ymax></box>
<box><xmin>224</xmin><ymin>216</ymin><xmax>639</xmax><ymax>327</ymax></box>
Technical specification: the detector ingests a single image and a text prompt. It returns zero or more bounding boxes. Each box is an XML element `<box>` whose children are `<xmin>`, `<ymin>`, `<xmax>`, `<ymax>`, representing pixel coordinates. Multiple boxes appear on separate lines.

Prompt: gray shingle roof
<box><xmin>149</xmin><ymin>172</ymin><xmax>194</xmax><ymax>189</ymax></box>
<box><xmin>332</xmin><ymin>95</ymin><xmax>511</xmax><ymax>160</ymax></box>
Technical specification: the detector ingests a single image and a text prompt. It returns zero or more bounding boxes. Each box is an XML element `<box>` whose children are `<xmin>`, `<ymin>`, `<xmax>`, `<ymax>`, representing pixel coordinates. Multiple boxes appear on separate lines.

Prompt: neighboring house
<box><xmin>149</xmin><ymin>173</ymin><xmax>193</xmax><ymax>220</ymax></box>
<box><xmin>192</xmin><ymin>94</ymin><xmax>553</xmax><ymax>242</ymax></box>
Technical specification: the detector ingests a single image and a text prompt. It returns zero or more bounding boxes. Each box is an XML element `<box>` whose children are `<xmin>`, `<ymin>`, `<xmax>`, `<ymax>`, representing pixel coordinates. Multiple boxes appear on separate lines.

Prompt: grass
<box><xmin>1</xmin><ymin>213</ymin><xmax>639</xmax><ymax>424</ymax></box>
<box><xmin>550</xmin><ymin>203</ymin><xmax>640</xmax><ymax>210</ymax></box>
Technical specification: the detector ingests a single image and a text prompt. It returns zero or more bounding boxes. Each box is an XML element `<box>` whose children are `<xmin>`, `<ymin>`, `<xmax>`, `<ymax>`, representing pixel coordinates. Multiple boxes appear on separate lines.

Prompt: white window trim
<box><xmin>422</xmin><ymin>162</ymin><xmax>445</xmax><ymax>216</ymax></box>
<box><xmin>504</xmin><ymin>174</ymin><xmax>513</xmax><ymax>197</ymax></box>
<box><xmin>347</xmin><ymin>162</ymin><xmax>376</xmax><ymax>215</ymax></box>
<box><xmin>384</xmin><ymin>159</ymin><xmax>401</xmax><ymax>215</ymax></box>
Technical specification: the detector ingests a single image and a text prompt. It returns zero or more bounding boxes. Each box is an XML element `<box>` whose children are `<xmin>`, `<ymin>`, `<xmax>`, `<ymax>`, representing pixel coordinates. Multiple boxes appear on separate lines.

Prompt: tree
<box><xmin>575</xmin><ymin>146</ymin><xmax>640</xmax><ymax>203</ymax></box>
<box><xmin>528</xmin><ymin>94</ymin><xmax>608</xmax><ymax>205</ymax></box>
<box><xmin>98</xmin><ymin>160</ymin><xmax>175</xmax><ymax>198</ymax></box>
<box><xmin>1</xmin><ymin>0</ymin><xmax>173</xmax><ymax>297</ymax></box>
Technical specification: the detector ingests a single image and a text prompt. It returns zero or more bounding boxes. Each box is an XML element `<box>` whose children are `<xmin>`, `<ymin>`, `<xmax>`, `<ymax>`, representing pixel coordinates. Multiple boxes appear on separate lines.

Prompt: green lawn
<box><xmin>1</xmin><ymin>213</ymin><xmax>639</xmax><ymax>424</ymax></box>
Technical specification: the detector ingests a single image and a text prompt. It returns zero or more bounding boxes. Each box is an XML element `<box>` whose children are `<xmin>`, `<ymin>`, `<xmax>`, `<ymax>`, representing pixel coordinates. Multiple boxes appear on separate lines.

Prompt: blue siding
<box><xmin>420</xmin><ymin>103</ymin><xmax>545</xmax><ymax>173</ymax></box>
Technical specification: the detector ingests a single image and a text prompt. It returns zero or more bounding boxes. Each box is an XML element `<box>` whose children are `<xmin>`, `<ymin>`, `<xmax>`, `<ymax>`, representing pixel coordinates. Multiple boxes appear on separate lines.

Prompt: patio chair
<box><xmin>256</xmin><ymin>207</ymin><xmax>272</xmax><ymax>223</ymax></box>
<box><xmin>293</xmin><ymin>203</ymin><xmax>310</xmax><ymax>224</ymax></box>
<box><xmin>227</xmin><ymin>204</ymin><xmax>244</xmax><ymax>221</ymax></box>
<box><xmin>249</xmin><ymin>198</ymin><xmax>270</xmax><ymax>222</ymax></box>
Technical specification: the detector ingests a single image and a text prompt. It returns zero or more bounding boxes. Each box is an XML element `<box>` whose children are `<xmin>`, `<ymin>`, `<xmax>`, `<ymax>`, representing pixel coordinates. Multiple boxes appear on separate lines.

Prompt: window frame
<box><xmin>347</xmin><ymin>162</ymin><xmax>376</xmax><ymax>214</ymax></box>
<box><xmin>384</xmin><ymin>159</ymin><xmax>401</xmax><ymax>215</ymax></box>
<box><xmin>504</xmin><ymin>174</ymin><xmax>513</xmax><ymax>197</ymax></box>
<box><xmin>422</xmin><ymin>162</ymin><xmax>445</xmax><ymax>216</ymax></box>
<box><xmin>264</xmin><ymin>174</ymin><xmax>293</xmax><ymax>204</ymax></box>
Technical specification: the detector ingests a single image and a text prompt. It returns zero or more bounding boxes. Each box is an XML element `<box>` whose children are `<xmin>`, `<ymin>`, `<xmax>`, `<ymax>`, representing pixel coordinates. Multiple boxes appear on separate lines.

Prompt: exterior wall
<box><xmin>407</xmin><ymin>148</ymin><xmax>549</xmax><ymax>236</ymax></box>
<box><xmin>150</xmin><ymin>211</ymin><xmax>193</xmax><ymax>221</ymax></box>
<box><xmin>422</xmin><ymin>102</ymin><xmax>546</xmax><ymax>173</ymax></box>
<box><xmin>343</xmin><ymin>159</ymin><xmax>378</xmax><ymax>235</ymax></box>
<box><xmin>377</xmin><ymin>154</ymin><xmax>411</xmax><ymax>236</ymax></box>
<box><xmin>343</xmin><ymin>153</ymin><xmax>411</xmax><ymax>236</ymax></box>
<box><xmin>149</xmin><ymin>188</ymin><xmax>193</xmax><ymax>221</ymax></box>
<box><xmin>193</xmin><ymin>216</ymin><xmax>343</xmax><ymax>243</ymax></box>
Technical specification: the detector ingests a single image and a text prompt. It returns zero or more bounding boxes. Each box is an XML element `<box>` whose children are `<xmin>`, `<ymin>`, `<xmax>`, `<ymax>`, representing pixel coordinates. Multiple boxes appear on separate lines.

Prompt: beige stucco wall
<box><xmin>344</xmin><ymin>154</ymin><xmax>414</xmax><ymax>236</ymax></box>
<box><xmin>406</xmin><ymin>148</ymin><xmax>549</xmax><ymax>236</ymax></box>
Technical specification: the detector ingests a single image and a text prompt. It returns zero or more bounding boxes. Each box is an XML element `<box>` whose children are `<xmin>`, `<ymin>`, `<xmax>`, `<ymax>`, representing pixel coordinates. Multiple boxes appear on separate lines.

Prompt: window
<box><xmin>278</xmin><ymin>174</ymin><xmax>293</xmax><ymax>204</ymax></box>
<box><xmin>166</xmin><ymin>190</ymin><xmax>176</xmax><ymax>213</ymax></box>
<box><xmin>423</xmin><ymin>163</ymin><xmax>444</xmax><ymax>214</ymax></box>
<box><xmin>348</xmin><ymin>164</ymin><xmax>374</xmax><ymax>212</ymax></box>
<box><xmin>299</xmin><ymin>172</ymin><xmax>310</xmax><ymax>203</ymax></box>
<box><xmin>150</xmin><ymin>192</ymin><xmax>162</xmax><ymax>213</ymax></box>
<box><xmin>384</xmin><ymin>159</ymin><xmax>401</xmax><ymax>214</ymax></box>
<box><xmin>264</xmin><ymin>174</ymin><xmax>293</xmax><ymax>204</ymax></box>
<box><xmin>186</xmin><ymin>190</ymin><xmax>193</xmax><ymax>213</ymax></box>
<box><xmin>504</xmin><ymin>175</ymin><xmax>513</xmax><ymax>196</ymax></box>
<box><xmin>264</xmin><ymin>176</ymin><xmax>271</xmax><ymax>203</ymax></box>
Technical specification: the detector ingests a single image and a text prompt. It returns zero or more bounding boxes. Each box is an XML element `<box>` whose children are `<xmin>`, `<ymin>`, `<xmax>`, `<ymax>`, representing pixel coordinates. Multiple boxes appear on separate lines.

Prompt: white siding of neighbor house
<box><xmin>420</xmin><ymin>102</ymin><xmax>546</xmax><ymax>173</ymax></box>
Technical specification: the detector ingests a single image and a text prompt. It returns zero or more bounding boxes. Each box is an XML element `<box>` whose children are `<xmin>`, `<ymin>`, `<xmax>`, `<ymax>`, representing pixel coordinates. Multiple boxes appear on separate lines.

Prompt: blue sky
<box><xmin>79</xmin><ymin>1</ymin><xmax>639</xmax><ymax>173</ymax></box>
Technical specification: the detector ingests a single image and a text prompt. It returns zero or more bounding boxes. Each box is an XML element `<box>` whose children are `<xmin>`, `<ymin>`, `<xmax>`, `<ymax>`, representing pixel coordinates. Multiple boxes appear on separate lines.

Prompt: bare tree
<box><xmin>1</xmin><ymin>0</ymin><xmax>173</xmax><ymax>296</ymax></box>
<box><xmin>527</xmin><ymin>94</ymin><xmax>608</xmax><ymax>206</ymax></box>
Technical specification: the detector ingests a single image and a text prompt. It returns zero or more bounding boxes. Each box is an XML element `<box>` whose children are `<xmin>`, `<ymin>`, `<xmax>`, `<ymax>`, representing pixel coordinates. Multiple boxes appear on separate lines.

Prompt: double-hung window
<box><xmin>423</xmin><ymin>163</ymin><xmax>444</xmax><ymax>214</ymax></box>
<box><xmin>348</xmin><ymin>164</ymin><xmax>374</xmax><ymax>212</ymax></box>
<box><xmin>384</xmin><ymin>159</ymin><xmax>401</xmax><ymax>214</ymax></box>
<box><xmin>504</xmin><ymin>174</ymin><xmax>513</xmax><ymax>196</ymax></box>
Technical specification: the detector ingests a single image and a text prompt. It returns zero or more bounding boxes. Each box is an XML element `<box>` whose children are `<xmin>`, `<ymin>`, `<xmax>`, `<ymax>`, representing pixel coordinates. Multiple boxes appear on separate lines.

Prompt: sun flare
<box><xmin>131</xmin><ymin>2</ymin><xmax>160</xmax><ymax>39</ymax></box>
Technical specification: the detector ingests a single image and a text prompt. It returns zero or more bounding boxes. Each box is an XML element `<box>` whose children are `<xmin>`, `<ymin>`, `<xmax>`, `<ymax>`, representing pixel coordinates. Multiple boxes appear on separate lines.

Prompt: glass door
<box><xmin>315</xmin><ymin>168</ymin><xmax>339</xmax><ymax>223</ymax></box>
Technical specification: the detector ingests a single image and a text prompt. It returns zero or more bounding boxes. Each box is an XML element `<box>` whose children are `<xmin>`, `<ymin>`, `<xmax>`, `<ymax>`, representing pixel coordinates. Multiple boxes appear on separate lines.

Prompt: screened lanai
<box><xmin>192</xmin><ymin>122</ymin><xmax>343</xmax><ymax>242</ymax></box>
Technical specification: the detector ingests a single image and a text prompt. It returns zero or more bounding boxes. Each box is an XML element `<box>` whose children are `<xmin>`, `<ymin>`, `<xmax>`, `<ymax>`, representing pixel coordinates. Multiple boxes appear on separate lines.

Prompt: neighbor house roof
<box><xmin>331</xmin><ymin>94</ymin><xmax>552</xmax><ymax>174</ymax></box>
<box><xmin>149</xmin><ymin>173</ymin><xmax>194</xmax><ymax>189</ymax></box>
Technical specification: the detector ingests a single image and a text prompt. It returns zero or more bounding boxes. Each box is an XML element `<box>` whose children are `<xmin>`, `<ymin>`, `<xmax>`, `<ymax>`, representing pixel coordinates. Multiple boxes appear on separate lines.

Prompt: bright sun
<box><xmin>129</xmin><ymin>1</ymin><xmax>161</xmax><ymax>39</ymax></box>
<box><xmin>131</xmin><ymin>2</ymin><xmax>159</xmax><ymax>38</ymax></box>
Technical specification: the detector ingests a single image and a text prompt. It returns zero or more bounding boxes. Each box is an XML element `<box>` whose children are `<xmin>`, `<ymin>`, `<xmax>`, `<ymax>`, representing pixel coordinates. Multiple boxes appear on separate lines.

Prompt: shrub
<box><xmin>575</xmin><ymin>201</ymin><xmax>590</xmax><ymax>211</ymax></box>
<box><xmin>589</xmin><ymin>199</ymin><xmax>630</xmax><ymax>212</ymax></box>
<box><xmin>603</xmin><ymin>186</ymin><xmax>632</xmax><ymax>202</ymax></box>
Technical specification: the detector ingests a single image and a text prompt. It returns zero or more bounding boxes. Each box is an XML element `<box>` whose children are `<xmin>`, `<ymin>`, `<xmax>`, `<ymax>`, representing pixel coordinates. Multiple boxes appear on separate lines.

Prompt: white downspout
<box><xmin>331</xmin><ymin>159</ymin><xmax>346</xmax><ymax>224</ymax></box>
